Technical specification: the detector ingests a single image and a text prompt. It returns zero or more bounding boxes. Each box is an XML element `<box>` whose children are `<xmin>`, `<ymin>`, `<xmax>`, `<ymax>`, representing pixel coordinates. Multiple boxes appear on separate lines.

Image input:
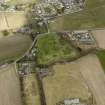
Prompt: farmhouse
<box><xmin>17</xmin><ymin>61</ymin><xmax>35</xmax><ymax>76</ymax></box>
<box><xmin>69</xmin><ymin>30</ymin><xmax>97</xmax><ymax>50</ymax></box>
<box><xmin>73</xmin><ymin>31</ymin><xmax>94</xmax><ymax>42</ymax></box>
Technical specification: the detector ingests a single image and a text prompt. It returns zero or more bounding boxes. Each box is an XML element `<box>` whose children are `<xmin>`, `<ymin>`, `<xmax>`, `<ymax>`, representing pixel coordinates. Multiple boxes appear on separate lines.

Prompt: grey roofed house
<box><xmin>72</xmin><ymin>31</ymin><xmax>94</xmax><ymax>43</ymax></box>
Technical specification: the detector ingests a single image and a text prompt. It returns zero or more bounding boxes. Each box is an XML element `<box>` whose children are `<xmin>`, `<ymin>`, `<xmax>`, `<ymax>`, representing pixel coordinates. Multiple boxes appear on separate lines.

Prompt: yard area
<box><xmin>49</xmin><ymin>0</ymin><xmax>105</xmax><ymax>31</ymax></box>
<box><xmin>35</xmin><ymin>33</ymin><xmax>79</xmax><ymax>65</ymax></box>
<box><xmin>0</xmin><ymin>12</ymin><xmax>26</xmax><ymax>31</ymax></box>
<box><xmin>22</xmin><ymin>73</ymin><xmax>41</xmax><ymax>105</ymax></box>
<box><xmin>0</xmin><ymin>34</ymin><xmax>32</xmax><ymax>62</ymax></box>
<box><xmin>42</xmin><ymin>63</ymin><xmax>91</xmax><ymax>105</ymax></box>
<box><xmin>0</xmin><ymin>63</ymin><xmax>22</xmax><ymax>105</ymax></box>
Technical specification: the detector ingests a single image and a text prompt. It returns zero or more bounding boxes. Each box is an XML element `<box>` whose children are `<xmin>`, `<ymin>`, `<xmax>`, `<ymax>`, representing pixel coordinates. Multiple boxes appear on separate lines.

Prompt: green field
<box><xmin>49</xmin><ymin>0</ymin><xmax>105</xmax><ymax>31</ymax></box>
<box><xmin>35</xmin><ymin>33</ymin><xmax>79</xmax><ymax>65</ymax></box>
<box><xmin>97</xmin><ymin>50</ymin><xmax>105</xmax><ymax>70</ymax></box>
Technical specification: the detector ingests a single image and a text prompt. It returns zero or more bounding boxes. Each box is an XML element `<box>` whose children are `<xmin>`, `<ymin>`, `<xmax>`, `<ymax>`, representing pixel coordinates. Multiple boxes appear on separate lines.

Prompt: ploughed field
<box><xmin>0</xmin><ymin>34</ymin><xmax>32</xmax><ymax>62</ymax></box>
<box><xmin>42</xmin><ymin>54</ymin><xmax>105</xmax><ymax>105</ymax></box>
<box><xmin>0</xmin><ymin>64</ymin><xmax>22</xmax><ymax>105</ymax></box>
<box><xmin>71</xmin><ymin>54</ymin><xmax>105</xmax><ymax>105</ymax></box>
<box><xmin>42</xmin><ymin>62</ymin><xmax>92</xmax><ymax>105</ymax></box>
<box><xmin>0</xmin><ymin>11</ymin><xmax>26</xmax><ymax>31</ymax></box>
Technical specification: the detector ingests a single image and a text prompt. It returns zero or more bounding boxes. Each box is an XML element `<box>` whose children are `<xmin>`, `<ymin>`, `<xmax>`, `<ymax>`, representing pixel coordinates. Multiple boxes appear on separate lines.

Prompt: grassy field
<box><xmin>0</xmin><ymin>12</ymin><xmax>26</xmax><ymax>31</ymax></box>
<box><xmin>49</xmin><ymin>0</ymin><xmax>105</xmax><ymax>31</ymax></box>
<box><xmin>0</xmin><ymin>34</ymin><xmax>32</xmax><ymax>62</ymax></box>
<box><xmin>43</xmin><ymin>63</ymin><xmax>91</xmax><ymax>105</ymax></box>
<box><xmin>22</xmin><ymin>73</ymin><xmax>41</xmax><ymax>105</ymax></box>
<box><xmin>0</xmin><ymin>64</ymin><xmax>22</xmax><ymax>105</ymax></box>
<box><xmin>96</xmin><ymin>50</ymin><xmax>105</xmax><ymax>70</ymax></box>
<box><xmin>35</xmin><ymin>33</ymin><xmax>79</xmax><ymax>65</ymax></box>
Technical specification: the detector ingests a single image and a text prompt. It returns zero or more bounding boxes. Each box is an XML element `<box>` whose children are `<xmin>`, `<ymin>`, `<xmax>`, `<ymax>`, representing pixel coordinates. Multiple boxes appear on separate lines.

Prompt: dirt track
<box><xmin>75</xmin><ymin>54</ymin><xmax>105</xmax><ymax>105</ymax></box>
<box><xmin>0</xmin><ymin>64</ymin><xmax>22</xmax><ymax>105</ymax></box>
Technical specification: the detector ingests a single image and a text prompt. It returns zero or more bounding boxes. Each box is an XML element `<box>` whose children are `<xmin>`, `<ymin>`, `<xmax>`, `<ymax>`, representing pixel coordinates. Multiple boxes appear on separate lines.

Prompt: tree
<box><xmin>2</xmin><ymin>30</ymin><xmax>9</xmax><ymax>36</ymax></box>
